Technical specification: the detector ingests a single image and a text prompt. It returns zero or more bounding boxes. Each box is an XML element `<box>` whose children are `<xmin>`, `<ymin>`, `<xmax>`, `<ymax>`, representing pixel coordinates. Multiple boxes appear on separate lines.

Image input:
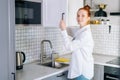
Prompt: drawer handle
<box><xmin>11</xmin><ymin>72</ymin><xmax>15</xmax><ymax>80</ymax></box>
<box><xmin>106</xmin><ymin>75</ymin><xmax>119</xmax><ymax>80</ymax></box>
<box><xmin>57</xmin><ymin>73</ymin><xmax>65</xmax><ymax>77</ymax></box>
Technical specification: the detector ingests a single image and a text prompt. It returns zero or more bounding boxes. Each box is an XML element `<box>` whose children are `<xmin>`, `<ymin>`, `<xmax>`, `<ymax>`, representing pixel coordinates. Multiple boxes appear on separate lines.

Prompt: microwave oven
<box><xmin>15</xmin><ymin>1</ymin><xmax>41</xmax><ymax>24</ymax></box>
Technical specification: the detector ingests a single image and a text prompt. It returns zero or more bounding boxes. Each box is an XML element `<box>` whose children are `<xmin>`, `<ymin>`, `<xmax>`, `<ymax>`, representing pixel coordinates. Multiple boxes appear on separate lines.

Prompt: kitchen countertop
<box><xmin>16</xmin><ymin>61</ymin><xmax>68</xmax><ymax>80</ymax></box>
<box><xmin>93</xmin><ymin>53</ymin><xmax>120</xmax><ymax>68</ymax></box>
<box><xmin>16</xmin><ymin>54</ymin><xmax>119</xmax><ymax>80</ymax></box>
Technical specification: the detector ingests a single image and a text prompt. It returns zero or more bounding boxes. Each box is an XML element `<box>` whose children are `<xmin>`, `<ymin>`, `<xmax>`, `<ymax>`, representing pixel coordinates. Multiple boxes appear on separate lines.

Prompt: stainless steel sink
<box><xmin>37</xmin><ymin>62</ymin><xmax>69</xmax><ymax>69</ymax></box>
<box><xmin>40</xmin><ymin>40</ymin><xmax>68</xmax><ymax>69</ymax></box>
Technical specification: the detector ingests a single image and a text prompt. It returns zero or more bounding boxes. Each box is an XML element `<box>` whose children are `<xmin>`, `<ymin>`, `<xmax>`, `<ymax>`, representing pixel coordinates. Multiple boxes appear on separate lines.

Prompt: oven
<box><xmin>104</xmin><ymin>66</ymin><xmax>120</xmax><ymax>80</ymax></box>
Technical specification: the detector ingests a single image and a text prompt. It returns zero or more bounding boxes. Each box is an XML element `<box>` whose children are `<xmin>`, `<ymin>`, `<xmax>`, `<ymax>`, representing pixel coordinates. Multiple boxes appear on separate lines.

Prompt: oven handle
<box><xmin>106</xmin><ymin>75</ymin><xmax>119</xmax><ymax>80</ymax></box>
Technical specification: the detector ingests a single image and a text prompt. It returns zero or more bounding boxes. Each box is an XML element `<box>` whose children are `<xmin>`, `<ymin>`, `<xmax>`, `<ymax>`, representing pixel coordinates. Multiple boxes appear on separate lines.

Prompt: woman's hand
<box><xmin>59</xmin><ymin>20</ymin><xmax>66</xmax><ymax>31</ymax></box>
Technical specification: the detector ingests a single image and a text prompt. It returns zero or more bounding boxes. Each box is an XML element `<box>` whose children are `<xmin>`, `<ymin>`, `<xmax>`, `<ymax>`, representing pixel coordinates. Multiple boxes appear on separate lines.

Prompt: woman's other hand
<box><xmin>59</xmin><ymin>20</ymin><xmax>66</xmax><ymax>31</ymax></box>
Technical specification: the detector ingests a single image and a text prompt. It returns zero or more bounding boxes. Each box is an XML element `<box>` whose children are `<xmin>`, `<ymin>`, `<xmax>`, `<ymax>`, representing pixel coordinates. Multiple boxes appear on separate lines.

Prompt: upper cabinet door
<box><xmin>43</xmin><ymin>0</ymin><xmax>67</xmax><ymax>27</ymax></box>
<box><xmin>68</xmin><ymin>0</ymin><xmax>84</xmax><ymax>26</ymax></box>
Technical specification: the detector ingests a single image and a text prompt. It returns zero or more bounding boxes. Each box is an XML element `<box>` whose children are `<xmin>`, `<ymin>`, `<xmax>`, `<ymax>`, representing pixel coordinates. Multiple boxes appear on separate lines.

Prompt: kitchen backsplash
<box><xmin>16</xmin><ymin>18</ymin><xmax>120</xmax><ymax>64</ymax></box>
<box><xmin>16</xmin><ymin>25</ymin><xmax>44</xmax><ymax>63</ymax></box>
<box><xmin>91</xmin><ymin>16</ymin><xmax>120</xmax><ymax>56</ymax></box>
<box><xmin>16</xmin><ymin>25</ymin><xmax>68</xmax><ymax>63</ymax></box>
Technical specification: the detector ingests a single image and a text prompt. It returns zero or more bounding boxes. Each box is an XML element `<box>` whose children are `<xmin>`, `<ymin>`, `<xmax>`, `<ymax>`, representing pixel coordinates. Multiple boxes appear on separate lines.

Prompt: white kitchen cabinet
<box><xmin>93</xmin><ymin>64</ymin><xmax>104</xmax><ymax>80</ymax></box>
<box><xmin>43</xmin><ymin>0</ymin><xmax>68</xmax><ymax>27</ymax></box>
<box><xmin>68</xmin><ymin>0</ymin><xmax>84</xmax><ymax>26</ymax></box>
<box><xmin>43</xmin><ymin>71</ymin><xmax>68</xmax><ymax>80</ymax></box>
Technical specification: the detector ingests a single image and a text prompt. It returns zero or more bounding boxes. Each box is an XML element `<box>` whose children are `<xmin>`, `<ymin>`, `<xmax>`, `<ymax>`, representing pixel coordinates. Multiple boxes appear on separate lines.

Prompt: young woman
<box><xmin>59</xmin><ymin>5</ymin><xmax>94</xmax><ymax>80</ymax></box>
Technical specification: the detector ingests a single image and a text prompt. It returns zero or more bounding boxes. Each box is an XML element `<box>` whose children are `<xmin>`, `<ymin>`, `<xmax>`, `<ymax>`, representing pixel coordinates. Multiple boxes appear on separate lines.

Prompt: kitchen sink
<box><xmin>37</xmin><ymin>62</ymin><xmax>69</xmax><ymax>69</ymax></box>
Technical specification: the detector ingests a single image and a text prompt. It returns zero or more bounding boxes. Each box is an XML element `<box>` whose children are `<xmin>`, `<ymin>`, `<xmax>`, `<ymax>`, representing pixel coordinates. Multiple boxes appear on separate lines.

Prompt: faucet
<box><xmin>40</xmin><ymin>40</ymin><xmax>53</xmax><ymax>64</ymax></box>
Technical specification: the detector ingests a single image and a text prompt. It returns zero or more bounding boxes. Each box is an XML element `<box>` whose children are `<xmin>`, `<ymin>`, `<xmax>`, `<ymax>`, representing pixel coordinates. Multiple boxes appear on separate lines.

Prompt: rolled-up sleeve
<box><xmin>61</xmin><ymin>30</ymin><xmax>86</xmax><ymax>52</ymax></box>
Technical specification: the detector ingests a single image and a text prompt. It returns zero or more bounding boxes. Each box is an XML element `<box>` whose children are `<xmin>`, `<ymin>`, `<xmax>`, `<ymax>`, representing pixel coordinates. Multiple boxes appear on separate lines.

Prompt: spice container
<box><xmin>101</xmin><ymin>19</ymin><xmax>104</xmax><ymax>24</ymax></box>
<box><xmin>106</xmin><ymin>19</ymin><xmax>110</xmax><ymax>25</ymax></box>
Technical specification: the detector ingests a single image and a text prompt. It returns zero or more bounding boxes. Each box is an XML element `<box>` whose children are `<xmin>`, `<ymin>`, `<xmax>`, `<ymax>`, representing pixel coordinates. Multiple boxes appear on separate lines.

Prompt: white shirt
<box><xmin>61</xmin><ymin>25</ymin><xmax>94</xmax><ymax>79</ymax></box>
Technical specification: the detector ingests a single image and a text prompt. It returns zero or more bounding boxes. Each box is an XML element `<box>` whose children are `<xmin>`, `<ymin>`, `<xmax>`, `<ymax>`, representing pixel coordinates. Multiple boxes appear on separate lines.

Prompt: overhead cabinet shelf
<box><xmin>110</xmin><ymin>12</ymin><xmax>120</xmax><ymax>16</ymax></box>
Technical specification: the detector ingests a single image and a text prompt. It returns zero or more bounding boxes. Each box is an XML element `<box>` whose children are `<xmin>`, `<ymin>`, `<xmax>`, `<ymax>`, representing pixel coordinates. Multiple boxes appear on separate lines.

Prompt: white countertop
<box><xmin>16</xmin><ymin>54</ymin><xmax>119</xmax><ymax>80</ymax></box>
<box><xmin>93</xmin><ymin>54</ymin><xmax>120</xmax><ymax>68</ymax></box>
<box><xmin>16</xmin><ymin>61</ymin><xmax>68</xmax><ymax>80</ymax></box>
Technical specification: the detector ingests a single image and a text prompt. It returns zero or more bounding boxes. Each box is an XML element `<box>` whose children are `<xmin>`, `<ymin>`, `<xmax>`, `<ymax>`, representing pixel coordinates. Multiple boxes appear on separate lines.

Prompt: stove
<box><xmin>105</xmin><ymin>57</ymin><xmax>120</xmax><ymax>80</ymax></box>
<box><xmin>106</xmin><ymin>57</ymin><xmax>120</xmax><ymax>66</ymax></box>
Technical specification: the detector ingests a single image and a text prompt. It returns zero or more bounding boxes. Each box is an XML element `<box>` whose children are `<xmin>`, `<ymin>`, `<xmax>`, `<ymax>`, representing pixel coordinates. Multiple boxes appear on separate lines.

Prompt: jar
<box><xmin>106</xmin><ymin>19</ymin><xmax>110</xmax><ymax>25</ymax></box>
<box><xmin>101</xmin><ymin>19</ymin><xmax>104</xmax><ymax>24</ymax></box>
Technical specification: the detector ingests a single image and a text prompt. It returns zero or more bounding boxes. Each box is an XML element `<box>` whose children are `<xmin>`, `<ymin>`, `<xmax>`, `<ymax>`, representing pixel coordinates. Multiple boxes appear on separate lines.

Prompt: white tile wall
<box><xmin>91</xmin><ymin>16</ymin><xmax>120</xmax><ymax>56</ymax></box>
<box><xmin>16</xmin><ymin>25</ymin><xmax>45</xmax><ymax>63</ymax></box>
<box><xmin>44</xmin><ymin>27</ymin><xmax>69</xmax><ymax>55</ymax></box>
<box><xmin>88</xmin><ymin>0</ymin><xmax>120</xmax><ymax>56</ymax></box>
<box><xmin>16</xmin><ymin>25</ymin><xmax>68</xmax><ymax>63</ymax></box>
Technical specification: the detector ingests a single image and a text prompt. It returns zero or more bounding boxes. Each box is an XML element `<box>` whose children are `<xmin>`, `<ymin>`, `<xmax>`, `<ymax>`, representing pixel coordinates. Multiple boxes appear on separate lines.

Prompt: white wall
<box><xmin>91</xmin><ymin>0</ymin><xmax>120</xmax><ymax>12</ymax></box>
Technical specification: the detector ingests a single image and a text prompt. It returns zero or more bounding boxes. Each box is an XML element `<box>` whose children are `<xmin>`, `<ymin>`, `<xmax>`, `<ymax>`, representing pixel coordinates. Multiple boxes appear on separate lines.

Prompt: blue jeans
<box><xmin>74</xmin><ymin>75</ymin><xmax>89</xmax><ymax>80</ymax></box>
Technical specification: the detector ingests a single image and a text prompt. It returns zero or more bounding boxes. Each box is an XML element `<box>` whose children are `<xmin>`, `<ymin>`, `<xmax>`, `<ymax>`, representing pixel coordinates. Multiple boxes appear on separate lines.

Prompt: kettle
<box><xmin>16</xmin><ymin>51</ymin><xmax>26</xmax><ymax>70</ymax></box>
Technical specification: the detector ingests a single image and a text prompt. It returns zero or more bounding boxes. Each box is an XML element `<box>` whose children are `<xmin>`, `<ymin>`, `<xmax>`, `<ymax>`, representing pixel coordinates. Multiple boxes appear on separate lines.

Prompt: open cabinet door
<box><xmin>68</xmin><ymin>0</ymin><xmax>84</xmax><ymax>26</ymax></box>
<box><xmin>43</xmin><ymin>0</ymin><xmax>67</xmax><ymax>27</ymax></box>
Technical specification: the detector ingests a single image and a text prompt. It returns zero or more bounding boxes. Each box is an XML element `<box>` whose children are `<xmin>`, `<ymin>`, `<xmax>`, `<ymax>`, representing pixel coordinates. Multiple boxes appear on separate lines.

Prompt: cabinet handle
<box><xmin>106</xmin><ymin>75</ymin><xmax>119</xmax><ymax>80</ymax></box>
<box><xmin>11</xmin><ymin>72</ymin><xmax>15</xmax><ymax>80</ymax></box>
<box><xmin>57</xmin><ymin>73</ymin><xmax>65</xmax><ymax>77</ymax></box>
<box><xmin>62</xmin><ymin>13</ymin><xmax>65</xmax><ymax>20</ymax></box>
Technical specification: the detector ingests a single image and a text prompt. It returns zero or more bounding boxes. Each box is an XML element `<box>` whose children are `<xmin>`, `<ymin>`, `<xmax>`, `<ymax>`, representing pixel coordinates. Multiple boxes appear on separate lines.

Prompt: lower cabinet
<box><xmin>43</xmin><ymin>64</ymin><xmax>104</xmax><ymax>80</ymax></box>
<box><xmin>43</xmin><ymin>71</ymin><xmax>68</xmax><ymax>80</ymax></box>
<box><xmin>93</xmin><ymin>64</ymin><xmax>104</xmax><ymax>80</ymax></box>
